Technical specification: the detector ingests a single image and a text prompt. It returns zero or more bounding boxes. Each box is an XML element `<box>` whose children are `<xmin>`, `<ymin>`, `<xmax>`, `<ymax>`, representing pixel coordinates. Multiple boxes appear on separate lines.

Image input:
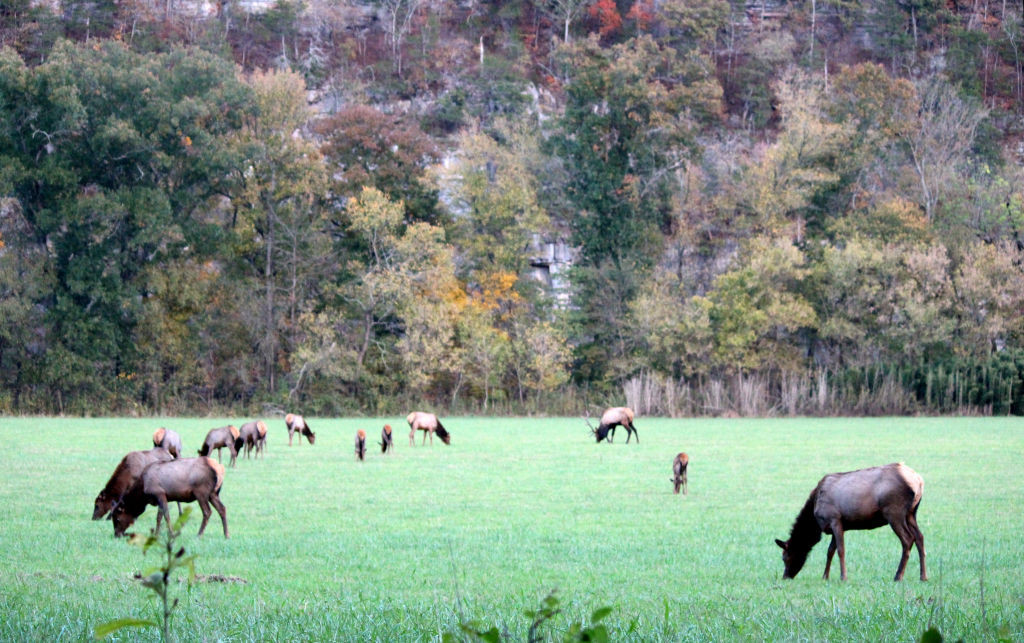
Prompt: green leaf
<box><xmin>93</xmin><ymin>617</ymin><xmax>158</xmax><ymax>639</ymax></box>
<box><xmin>139</xmin><ymin>571</ymin><xmax>164</xmax><ymax>591</ymax></box>
<box><xmin>590</xmin><ymin>607</ymin><xmax>613</xmax><ymax>623</ymax></box>
<box><xmin>920</xmin><ymin>627</ymin><xmax>943</xmax><ymax>643</ymax></box>
<box><xmin>128</xmin><ymin>532</ymin><xmax>157</xmax><ymax>550</ymax></box>
<box><xmin>578</xmin><ymin>624</ymin><xmax>609</xmax><ymax>643</ymax></box>
<box><xmin>173</xmin><ymin>506</ymin><xmax>193</xmax><ymax>532</ymax></box>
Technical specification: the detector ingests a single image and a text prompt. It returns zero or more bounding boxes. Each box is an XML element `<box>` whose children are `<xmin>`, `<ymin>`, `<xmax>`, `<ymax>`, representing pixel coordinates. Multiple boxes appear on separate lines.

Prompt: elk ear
<box><xmin>775</xmin><ymin>539</ymin><xmax>788</xmax><ymax>550</ymax></box>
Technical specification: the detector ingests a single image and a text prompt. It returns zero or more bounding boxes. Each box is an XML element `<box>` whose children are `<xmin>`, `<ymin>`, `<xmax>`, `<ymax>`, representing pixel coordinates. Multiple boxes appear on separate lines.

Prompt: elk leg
<box><xmin>834</xmin><ymin>525</ymin><xmax>848</xmax><ymax>581</ymax></box>
<box><xmin>155</xmin><ymin>496</ymin><xmax>170</xmax><ymax>533</ymax></box>
<box><xmin>890</xmin><ymin>520</ymin><xmax>915</xmax><ymax>581</ymax></box>
<box><xmin>196</xmin><ymin>497</ymin><xmax>212</xmax><ymax>537</ymax></box>
<box><xmin>908</xmin><ymin>512</ymin><xmax>927</xmax><ymax>580</ymax></box>
<box><xmin>682</xmin><ymin>470</ymin><xmax>687</xmax><ymax>495</ymax></box>
<box><xmin>209</xmin><ymin>493</ymin><xmax>229</xmax><ymax>538</ymax></box>
<box><xmin>823</xmin><ymin>536</ymin><xmax>837</xmax><ymax>579</ymax></box>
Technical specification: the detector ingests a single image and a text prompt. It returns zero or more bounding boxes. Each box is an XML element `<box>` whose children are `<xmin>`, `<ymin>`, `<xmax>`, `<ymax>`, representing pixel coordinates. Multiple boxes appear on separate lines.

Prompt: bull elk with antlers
<box><xmin>584</xmin><ymin>407</ymin><xmax>638</xmax><ymax>444</ymax></box>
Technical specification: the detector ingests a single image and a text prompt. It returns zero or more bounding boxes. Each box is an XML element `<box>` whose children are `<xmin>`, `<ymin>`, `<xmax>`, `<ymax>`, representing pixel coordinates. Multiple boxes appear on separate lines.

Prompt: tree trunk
<box><xmin>264</xmin><ymin>203</ymin><xmax>277</xmax><ymax>393</ymax></box>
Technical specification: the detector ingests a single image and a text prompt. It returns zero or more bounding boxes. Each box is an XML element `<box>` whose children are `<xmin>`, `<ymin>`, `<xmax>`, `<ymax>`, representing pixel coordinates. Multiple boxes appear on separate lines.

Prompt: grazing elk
<box><xmin>239</xmin><ymin>421</ymin><xmax>268</xmax><ymax>459</ymax></box>
<box><xmin>93</xmin><ymin>447</ymin><xmax>175</xmax><ymax>521</ymax></box>
<box><xmin>198</xmin><ymin>425</ymin><xmax>244</xmax><ymax>467</ymax></box>
<box><xmin>285</xmin><ymin>413</ymin><xmax>316</xmax><ymax>446</ymax></box>
<box><xmin>151</xmin><ymin>428</ymin><xmax>183</xmax><ymax>459</ymax></box>
<box><xmin>775</xmin><ymin>462</ymin><xmax>927</xmax><ymax>581</ymax></box>
<box><xmin>407</xmin><ymin>411</ymin><xmax>451</xmax><ymax>446</ymax></box>
<box><xmin>255</xmin><ymin>421</ymin><xmax>268</xmax><ymax>456</ymax></box>
<box><xmin>671</xmin><ymin>453</ymin><xmax>689</xmax><ymax>495</ymax></box>
<box><xmin>380</xmin><ymin>424</ymin><xmax>394</xmax><ymax>454</ymax></box>
<box><xmin>355</xmin><ymin>429</ymin><xmax>367</xmax><ymax>461</ymax></box>
<box><xmin>586</xmin><ymin>407</ymin><xmax>638</xmax><ymax>444</ymax></box>
<box><xmin>111</xmin><ymin>457</ymin><xmax>228</xmax><ymax>538</ymax></box>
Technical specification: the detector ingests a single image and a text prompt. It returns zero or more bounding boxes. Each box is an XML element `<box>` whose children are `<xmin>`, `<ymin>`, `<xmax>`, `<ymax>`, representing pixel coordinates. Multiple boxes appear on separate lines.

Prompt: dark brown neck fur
<box><xmin>785</xmin><ymin>484</ymin><xmax>823</xmax><ymax>577</ymax></box>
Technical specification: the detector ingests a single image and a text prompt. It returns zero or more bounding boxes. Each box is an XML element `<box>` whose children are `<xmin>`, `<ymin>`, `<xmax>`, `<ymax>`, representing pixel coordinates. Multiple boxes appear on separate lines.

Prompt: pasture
<box><xmin>0</xmin><ymin>416</ymin><xmax>1022</xmax><ymax>641</ymax></box>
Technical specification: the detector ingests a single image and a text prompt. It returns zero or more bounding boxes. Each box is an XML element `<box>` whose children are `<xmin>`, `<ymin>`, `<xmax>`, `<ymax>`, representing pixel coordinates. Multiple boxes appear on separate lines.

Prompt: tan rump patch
<box><xmin>357</xmin><ymin>429</ymin><xmax>366</xmax><ymax>438</ymax></box>
<box><xmin>204</xmin><ymin>457</ymin><xmax>226</xmax><ymax>491</ymax></box>
<box><xmin>153</xmin><ymin>428</ymin><xmax>166</xmax><ymax>445</ymax></box>
<box><xmin>229</xmin><ymin>425</ymin><xmax>240</xmax><ymax>440</ymax></box>
<box><xmin>383</xmin><ymin>424</ymin><xmax>392</xmax><ymax>435</ymax></box>
<box><xmin>406</xmin><ymin>412</ymin><xmax>417</xmax><ymax>425</ymax></box>
<box><xmin>895</xmin><ymin>463</ymin><xmax>924</xmax><ymax>500</ymax></box>
<box><xmin>256</xmin><ymin>421</ymin><xmax>267</xmax><ymax>437</ymax></box>
<box><xmin>285</xmin><ymin>413</ymin><xmax>294</xmax><ymax>426</ymax></box>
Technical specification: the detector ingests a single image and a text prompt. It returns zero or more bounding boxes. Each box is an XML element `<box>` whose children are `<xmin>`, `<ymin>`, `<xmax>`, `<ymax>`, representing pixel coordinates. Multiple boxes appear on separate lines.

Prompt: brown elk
<box><xmin>585</xmin><ymin>407</ymin><xmax>638</xmax><ymax>443</ymax></box>
<box><xmin>671</xmin><ymin>453</ymin><xmax>689</xmax><ymax>495</ymax></box>
<box><xmin>285</xmin><ymin>413</ymin><xmax>316</xmax><ymax>446</ymax></box>
<box><xmin>198</xmin><ymin>425</ymin><xmax>244</xmax><ymax>467</ymax></box>
<box><xmin>93</xmin><ymin>447</ymin><xmax>175</xmax><ymax>520</ymax></box>
<box><xmin>151</xmin><ymin>428</ymin><xmax>183</xmax><ymax>458</ymax></box>
<box><xmin>355</xmin><ymin>429</ymin><xmax>367</xmax><ymax>461</ymax></box>
<box><xmin>775</xmin><ymin>462</ymin><xmax>927</xmax><ymax>581</ymax></box>
<box><xmin>407</xmin><ymin>411</ymin><xmax>451</xmax><ymax>446</ymax></box>
<box><xmin>255</xmin><ymin>421</ymin><xmax>268</xmax><ymax>455</ymax></box>
<box><xmin>380</xmin><ymin>424</ymin><xmax>394</xmax><ymax>454</ymax></box>
<box><xmin>111</xmin><ymin>457</ymin><xmax>228</xmax><ymax>538</ymax></box>
<box><xmin>239</xmin><ymin>421</ymin><xmax>268</xmax><ymax>459</ymax></box>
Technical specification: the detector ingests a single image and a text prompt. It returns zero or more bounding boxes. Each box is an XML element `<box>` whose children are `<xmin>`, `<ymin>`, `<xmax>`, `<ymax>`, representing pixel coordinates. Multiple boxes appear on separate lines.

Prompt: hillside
<box><xmin>1</xmin><ymin>0</ymin><xmax>1023</xmax><ymax>416</ymax></box>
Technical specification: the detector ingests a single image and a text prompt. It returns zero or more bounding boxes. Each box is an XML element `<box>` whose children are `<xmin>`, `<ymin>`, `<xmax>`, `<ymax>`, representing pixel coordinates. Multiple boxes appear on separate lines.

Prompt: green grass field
<box><xmin>0</xmin><ymin>416</ymin><xmax>1021</xmax><ymax>641</ymax></box>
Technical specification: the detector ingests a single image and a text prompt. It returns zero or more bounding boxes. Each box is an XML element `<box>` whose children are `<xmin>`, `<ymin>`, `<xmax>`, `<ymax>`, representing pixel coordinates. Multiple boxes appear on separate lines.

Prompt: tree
<box><xmin>701</xmin><ymin>236</ymin><xmax>816</xmax><ymax>374</ymax></box>
<box><xmin>539</xmin><ymin>0</ymin><xmax>592</xmax><ymax>43</ymax></box>
<box><xmin>380</xmin><ymin>0</ymin><xmax>427</xmax><ymax>77</ymax></box>
<box><xmin>814</xmin><ymin>239</ymin><xmax>956</xmax><ymax>367</ymax></box>
<box><xmin>900</xmin><ymin>78</ymin><xmax>988</xmax><ymax>223</ymax></box>
<box><xmin>437</xmin><ymin>119</ymin><xmax>550</xmax><ymax>282</ymax></box>
<box><xmin>549</xmin><ymin>33</ymin><xmax>722</xmax><ymax>381</ymax></box>
<box><xmin>625</xmin><ymin>267</ymin><xmax>713</xmax><ymax>380</ymax></box>
<box><xmin>291</xmin><ymin>187</ymin><xmax>460</xmax><ymax>405</ymax></box>
<box><xmin>951</xmin><ymin>241</ymin><xmax>1024</xmax><ymax>358</ymax></box>
<box><xmin>228</xmin><ymin>68</ymin><xmax>328</xmax><ymax>394</ymax></box>
<box><xmin>731</xmin><ymin>70</ymin><xmax>849</xmax><ymax>239</ymax></box>
<box><xmin>0</xmin><ymin>41</ymin><xmax>252</xmax><ymax>411</ymax></box>
<box><xmin>317</xmin><ymin>104</ymin><xmax>441</xmax><ymax>224</ymax></box>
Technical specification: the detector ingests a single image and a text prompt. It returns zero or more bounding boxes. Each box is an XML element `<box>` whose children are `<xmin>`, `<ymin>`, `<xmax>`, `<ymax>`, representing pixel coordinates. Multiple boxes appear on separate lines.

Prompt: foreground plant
<box><xmin>94</xmin><ymin>508</ymin><xmax>197</xmax><ymax>641</ymax></box>
<box><xmin>447</xmin><ymin>589</ymin><xmax>612</xmax><ymax>643</ymax></box>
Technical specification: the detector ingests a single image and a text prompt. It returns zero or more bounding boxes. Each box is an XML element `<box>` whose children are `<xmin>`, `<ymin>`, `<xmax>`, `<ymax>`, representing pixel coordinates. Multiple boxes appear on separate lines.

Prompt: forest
<box><xmin>1</xmin><ymin>0</ymin><xmax>1023</xmax><ymax>416</ymax></box>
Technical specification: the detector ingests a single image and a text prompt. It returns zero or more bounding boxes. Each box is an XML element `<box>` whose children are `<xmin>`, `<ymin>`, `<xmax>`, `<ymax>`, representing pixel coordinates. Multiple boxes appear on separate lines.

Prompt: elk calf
<box><xmin>380</xmin><ymin>424</ymin><xmax>394</xmax><ymax>454</ymax></box>
<box><xmin>355</xmin><ymin>429</ymin><xmax>367</xmax><ymax>461</ymax></box>
<box><xmin>152</xmin><ymin>428</ymin><xmax>183</xmax><ymax>459</ymax></box>
<box><xmin>671</xmin><ymin>453</ymin><xmax>689</xmax><ymax>495</ymax></box>
<box><xmin>111</xmin><ymin>457</ymin><xmax>228</xmax><ymax>538</ymax></box>
<box><xmin>285</xmin><ymin>413</ymin><xmax>316</xmax><ymax>446</ymax></box>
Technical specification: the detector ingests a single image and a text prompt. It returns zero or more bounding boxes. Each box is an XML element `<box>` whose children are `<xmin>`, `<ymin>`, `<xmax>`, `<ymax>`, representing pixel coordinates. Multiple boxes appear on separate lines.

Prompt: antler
<box><xmin>582</xmin><ymin>411</ymin><xmax>596</xmax><ymax>433</ymax></box>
